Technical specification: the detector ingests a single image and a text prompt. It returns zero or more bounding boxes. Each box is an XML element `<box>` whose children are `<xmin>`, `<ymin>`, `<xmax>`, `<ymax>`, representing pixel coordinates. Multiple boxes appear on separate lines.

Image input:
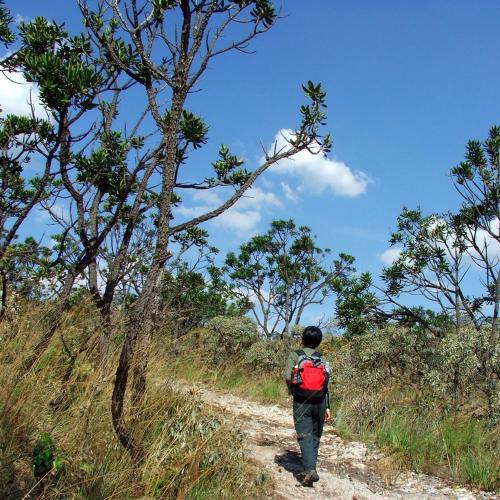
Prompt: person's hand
<box><xmin>324</xmin><ymin>408</ymin><xmax>331</xmax><ymax>424</ymax></box>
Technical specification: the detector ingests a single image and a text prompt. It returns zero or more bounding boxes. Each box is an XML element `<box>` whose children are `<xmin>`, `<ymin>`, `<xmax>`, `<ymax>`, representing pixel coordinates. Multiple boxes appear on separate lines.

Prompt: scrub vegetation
<box><xmin>0</xmin><ymin>0</ymin><xmax>498</xmax><ymax>497</ymax></box>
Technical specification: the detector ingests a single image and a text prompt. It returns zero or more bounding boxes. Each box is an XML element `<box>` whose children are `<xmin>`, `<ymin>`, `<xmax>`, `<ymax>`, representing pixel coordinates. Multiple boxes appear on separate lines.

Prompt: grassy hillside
<box><xmin>1</xmin><ymin>302</ymin><xmax>498</xmax><ymax>496</ymax></box>
<box><xmin>0</xmin><ymin>302</ymin><xmax>270</xmax><ymax>499</ymax></box>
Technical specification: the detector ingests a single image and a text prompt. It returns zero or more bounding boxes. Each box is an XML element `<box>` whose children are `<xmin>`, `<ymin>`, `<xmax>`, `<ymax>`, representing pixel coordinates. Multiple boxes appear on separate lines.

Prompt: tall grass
<box><xmin>0</xmin><ymin>302</ymin><xmax>271</xmax><ymax>498</ymax></box>
<box><xmin>157</xmin><ymin>333</ymin><xmax>289</xmax><ymax>405</ymax></box>
<box><xmin>333</xmin><ymin>399</ymin><xmax>500</xmax><ymax>492</ymax></box>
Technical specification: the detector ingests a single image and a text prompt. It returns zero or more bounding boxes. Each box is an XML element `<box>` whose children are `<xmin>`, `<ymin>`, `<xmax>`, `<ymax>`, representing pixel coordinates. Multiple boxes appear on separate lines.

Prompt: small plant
<box><xmin>32</xmin><ymin>432</ymin><xmax>63</xmax><ymax>478</ymax></box>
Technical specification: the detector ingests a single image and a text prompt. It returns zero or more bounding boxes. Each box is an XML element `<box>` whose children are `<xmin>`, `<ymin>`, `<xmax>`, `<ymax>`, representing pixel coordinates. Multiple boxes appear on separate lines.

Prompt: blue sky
<box><xmin>2</xmin><ymin>1</ymin><xmax>500</xmax><ymax>325</ymax></box>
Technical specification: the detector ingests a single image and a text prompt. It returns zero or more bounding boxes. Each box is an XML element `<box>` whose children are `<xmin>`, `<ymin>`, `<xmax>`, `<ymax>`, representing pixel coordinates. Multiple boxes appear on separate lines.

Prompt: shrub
<box><xmin>203</xmin><ymin>316</ymin><xmax>259</xmax><ymax>363</ymax></box>
<box><xmin>244</xmin><ymin>338</ymin><xmax>293</xmax><ymax>372</ymax></box>
<box><xmin>332</xmin><ymin>325</ymin><xmax>500</xmax><ymax>417</ymax></box>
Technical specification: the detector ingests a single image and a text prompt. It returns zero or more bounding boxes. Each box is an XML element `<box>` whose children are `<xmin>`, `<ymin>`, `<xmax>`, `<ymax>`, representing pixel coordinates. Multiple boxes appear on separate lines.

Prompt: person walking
<box><xmin>285</xmin><ymin>326</ymin><xmax>331</xmax><ymax>487</ymax></box>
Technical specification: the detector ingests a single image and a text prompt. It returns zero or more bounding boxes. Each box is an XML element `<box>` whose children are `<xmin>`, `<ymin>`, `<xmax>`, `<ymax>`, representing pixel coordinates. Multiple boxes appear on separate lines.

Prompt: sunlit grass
<box><xmin>0</xmin><ymin>305</ymin><xmax>271</xmax><ymax>498</ymax></box>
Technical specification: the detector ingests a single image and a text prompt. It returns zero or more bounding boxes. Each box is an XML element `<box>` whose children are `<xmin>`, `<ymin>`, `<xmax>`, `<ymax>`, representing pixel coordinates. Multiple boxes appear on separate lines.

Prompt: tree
<box><xmin>1</xmin><ymin>14</ymin><xmax>139</xmax><ymax>370</ymax></box>
<box><xmin>0</xmin><ymin>1</ymin><xmax>13</xmax><ymax>46</ymax></box>
<box><xmin>72</xmin><ymin>0</ymin><xmax>332</xmax><ymax>464</ymax></box>
<box><xmin>225</xmin><ymin>219</ymin><xmax>353</xmax><ymax>338</ymax></box>
<box><xmin>2</xmin><ymin>0</ymin><xmax>332</xmax><ymax>464</ymax></box>
<box><xmin>382</xmin><ymin>209</ymin><xmax>480</xmax><ymax>331</ymax></box>
<box><xmin>450</xmin><ymin>125</ymin><xmax>500</xmax><ymax>350</ymax></box>
<box><xmin>334</xmin><ymin>126</ymin><xmax>500</xmax><ymax>345</ymax></box>
<box><xmin>331</xmin><ymin>271</ymin><xmax>380</xmax><ymax>338</ymax></box>
<box><xmin>0</xmin><ymin>5</ymin><xmax>60</xmax><ymax>320</ymax></box>
<box><xmin>0</xmin><ymin>238</ymin><xmax>53</xmax><ymax>320</ymax></box>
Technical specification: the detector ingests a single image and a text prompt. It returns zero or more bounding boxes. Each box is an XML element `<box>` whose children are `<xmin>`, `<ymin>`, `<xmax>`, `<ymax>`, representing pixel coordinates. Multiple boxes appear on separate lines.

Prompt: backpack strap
<box><xmin>296</xmin><ymin>349</ymin><xmax>322</xmax><ymax>360</ymax></box>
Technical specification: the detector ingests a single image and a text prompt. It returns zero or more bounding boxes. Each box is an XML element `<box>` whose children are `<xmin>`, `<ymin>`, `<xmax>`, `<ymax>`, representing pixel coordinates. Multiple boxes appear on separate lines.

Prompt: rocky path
<box><xmin>166</xmin><ymin>381</ymin><xmax>497</xmax><ymax>500</ymax></box>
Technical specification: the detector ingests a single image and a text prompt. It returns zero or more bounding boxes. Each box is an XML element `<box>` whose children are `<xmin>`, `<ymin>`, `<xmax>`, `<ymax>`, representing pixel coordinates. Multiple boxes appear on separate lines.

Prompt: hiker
<box><xmin>285</xmin><ymin>325</ymin><xmax>331</xmax><ymax>487</ymax></box>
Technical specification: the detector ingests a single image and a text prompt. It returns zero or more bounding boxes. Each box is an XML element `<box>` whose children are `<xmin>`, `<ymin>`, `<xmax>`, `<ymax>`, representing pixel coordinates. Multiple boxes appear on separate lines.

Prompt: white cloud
<box><xmin>378</xmin><ymin>247</ymin><xmax>402</xmax><ymax>265</ymax></box>
<box><xmin>377</xmin><ymin>218</ymin><xmax>500</xmax><ymax>269</ymax></box>
<box><xmin>268</xmin><ymin>129</ymin><xmax>372</xmax><ymax>197</ymax></box>
<box><xmin>428</xmin><ymin>216</ymin><xmax>500</xmax><ymax>264</ymax></box>
<box><xmin>175</xmin><ymin>205</ymin><xmax>208</xmax><ymax>219</ymax></box>
<box><xmin>0</xmin><ymin>71</ymin><xmax>46</xmax><ymax>118</ymax></box>
<box><xmin>191</xmin><ymin>189</ymin><xmax>223</xmax><ymax>205</ymax></box>
<box><xmin>281</xmin><ymin>182</ymin><xmax>300</xmax><ymax>202</ymax></box>
<box><xmin>236</xmin><ymin>187</ymin><xmax>282</xmax><ymax>210</ymax></box>
<box><xmin>214</xmin><ymin>208</ymin><xmax>262</xmax><ymax>232</ymax></box>
<box><xmin>176</xmin><ymin>186</ymin><xmax>282</xmax><ymax>235</ymax></box>
<box><xmin>14</xmin><ymin>14</ymin><xmax>30</xmax><ymax>25</ymax></box>
<box><xmin>188</xmin><ymin>187</ymin><xmax>281</xmax><ymax>211</ymax></box>
<box><xmin>260</xmin><ymin>177</ymin><xmax>275</xmax><ymax>190</ymax></box>
<box><xmin>465</xmin><ymin>218</ymin><xmax>500</xmax><ymax>262</ymax></box>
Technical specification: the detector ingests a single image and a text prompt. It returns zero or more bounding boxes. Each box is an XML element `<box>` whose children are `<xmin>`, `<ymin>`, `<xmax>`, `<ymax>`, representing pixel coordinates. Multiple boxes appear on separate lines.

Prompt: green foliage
<box><xmin>0</xmin><ymin>115</ymin><xmax>55</xmax><ymax>227</ymax></box>
<box><xmin>1</xmin><ymin>237</ymin><xmax>53</xmax><ymax>299</ymax></box>
<box><xmin>332</xmin><ymin>271</ymin><xmax>379</xmax><ymax>338</ymax></box>
<box><xmin>249</xmin><ymin>0</ymin><xmax>276</xmax><ymax>28</ymax></box>
<box><xmin>152</xmin><ymin>0</ymin><xmax>178</xmax><ymax>20</ymax></box>
<box><xmin>75</xmin><ymin>130</ymin><xmax>132</xmax><ymax>200</ymax></box>
<box><xmin>157</xmin><ymin>229</ymin><xmax>249</xmax><ymax>335</ymax></box>
<box><xmin>451</xmin><ymin>125</ymin><xmax>500</xmax><ymax>226</ymax></box>
<box><xmin>32</xmin><ymin>432</ymin><xmax>63</xmax><ymax>478</ymax></box>
<box><xmin>288</xmin><ymin>81</ymin><xmax>332</xmax><ymax>153</ymax></box>
<box><xmin>244</xmin><ymin>338</ymin><xmax>292</xmax><ymax>371</ymax></box>
<box><xmin>4</xmin><ymin>17</ymin><xmax>101</xmax><ymax>110</ymax></box>
<box><xmin>0</xmin><ymin>0</ymin><xmax>13</xmax><ymax>45</ymax></box>
<box><xmin>209</xmin><ymin>144</ymin><xmax>249</xmax><ymax>187</ymax></box>
<box><xmin>333</xmin><ymin>325</ymin><xmax>499</xmax><ymax>418</ymax></box>
<box><xmin>203</xmin><ymin>316</ymin><xmax>259</xmax><ymax>363</ymax></box>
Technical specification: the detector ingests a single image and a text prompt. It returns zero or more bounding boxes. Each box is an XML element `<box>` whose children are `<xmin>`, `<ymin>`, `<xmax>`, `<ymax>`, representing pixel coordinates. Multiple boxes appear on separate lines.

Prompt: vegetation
<box><xmin>0</xmin><ymin>0</ymin><xmax>331</xmax><ymax>472</ymax></box>
<box><xmin>163</xmin><ymin>325</ymin><xmax>499</xmax><ymax>491</ymax></box>
<box><xmin>0</xmin><ymin>0</ymin><xmax>498</xmax><ymax>496</ymax></box>
<box><xmin>225</xmin><ymin>219</ymin><xmax>354</xmax><ymax>338</ymax></box>
<box><xmin>0</xmin><ymin>301</ymin><xmax>271</xmax><ymax>498</ymax></box>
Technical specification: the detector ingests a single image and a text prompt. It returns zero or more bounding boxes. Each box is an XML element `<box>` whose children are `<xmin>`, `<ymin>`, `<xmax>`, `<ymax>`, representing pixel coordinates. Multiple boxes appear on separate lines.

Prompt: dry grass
<box><xmin>0</xmin><ymin>302</ymin><xmax>271</xmax><ymax>499</ymax></box>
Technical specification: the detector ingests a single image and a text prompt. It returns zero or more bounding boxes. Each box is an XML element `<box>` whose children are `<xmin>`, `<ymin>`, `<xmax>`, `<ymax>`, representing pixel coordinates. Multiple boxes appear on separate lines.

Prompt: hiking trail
<box><xmin>164</xmin><ymin>381</ymin><xmax>497</xmax><ymax>500</ymax></box>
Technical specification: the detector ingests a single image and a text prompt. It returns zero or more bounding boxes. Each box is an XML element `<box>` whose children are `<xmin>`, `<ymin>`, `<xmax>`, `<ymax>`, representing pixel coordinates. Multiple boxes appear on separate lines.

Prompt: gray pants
<box><xmin>293</xmin><ymin>398</ymin><xmax>327</xmax><ymax>471</ymax></box>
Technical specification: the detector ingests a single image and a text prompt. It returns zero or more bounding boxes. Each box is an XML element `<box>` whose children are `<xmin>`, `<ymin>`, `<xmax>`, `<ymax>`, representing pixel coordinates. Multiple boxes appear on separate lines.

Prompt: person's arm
<box><xmin>323</xmin><ymin>355</ymin><xmax>332</xmax><ymax>422</ymax></box>
<box><xmin>285</xmin><ymin>350</ymin><xmax>297</xmax><ymax>395</ymax></box>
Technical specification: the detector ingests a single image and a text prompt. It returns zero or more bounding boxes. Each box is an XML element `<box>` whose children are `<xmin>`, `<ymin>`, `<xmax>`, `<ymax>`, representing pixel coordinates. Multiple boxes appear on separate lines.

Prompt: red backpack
<box><xmin>290</xmin><ymin>349</ymin><xmax>328</xmax><ymax>401</ymax></box>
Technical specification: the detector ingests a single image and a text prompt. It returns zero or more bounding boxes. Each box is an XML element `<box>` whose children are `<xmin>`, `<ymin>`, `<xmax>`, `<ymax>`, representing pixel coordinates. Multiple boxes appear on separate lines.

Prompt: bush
<box><xmin>328</xmin><ymin>324</ymin><xmax>500</xmax><ymax>491</ymax></box>
<box><xmin>203</xmin><ymin>316</ymin><xmax>259</xmax><ymax>364</ymax></box>
<box><xmin>332</xmin><ymin>325</ymin><xmax>499</xmax><ymax>418</ymax></box>
<box><xmin>244</xmin><ymin>338</ymin><xmax>293</xmax><ymax>372</ymax></box>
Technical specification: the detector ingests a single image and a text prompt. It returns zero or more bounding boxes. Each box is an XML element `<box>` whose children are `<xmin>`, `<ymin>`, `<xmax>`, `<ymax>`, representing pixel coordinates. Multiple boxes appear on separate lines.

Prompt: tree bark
<box><xmin>0</xmin><ymin>270</ymin><xmax>7</xmax><ymax>322</ymax></box>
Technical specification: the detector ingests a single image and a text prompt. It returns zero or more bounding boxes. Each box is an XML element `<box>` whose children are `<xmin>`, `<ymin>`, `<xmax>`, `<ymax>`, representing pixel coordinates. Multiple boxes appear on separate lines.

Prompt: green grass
<box><xmin>161</xmin><ymin>344</ymin><xmax>288</xmax><ymax>405</ymax></box>
<box><xmin>462</xmin><ymin>450</ymin><xmax>498</xmax><ymax>491</ymax></box>
<box><xmin>367</xmin><ymin>409</ymin><xmax>499</xmax><ymax>490</ymax></box>
<box><xmin>258</xmin><ymin>378</ymin><xmax>282</xmax><ymax>402</ymax></box>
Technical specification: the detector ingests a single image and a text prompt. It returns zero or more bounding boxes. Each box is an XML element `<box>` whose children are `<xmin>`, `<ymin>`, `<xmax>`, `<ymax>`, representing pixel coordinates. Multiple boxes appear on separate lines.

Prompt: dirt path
<box><xmin>166</xmin><ymin>381</ymin><xmax>497</xmax><ymax>500</ymax></box>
